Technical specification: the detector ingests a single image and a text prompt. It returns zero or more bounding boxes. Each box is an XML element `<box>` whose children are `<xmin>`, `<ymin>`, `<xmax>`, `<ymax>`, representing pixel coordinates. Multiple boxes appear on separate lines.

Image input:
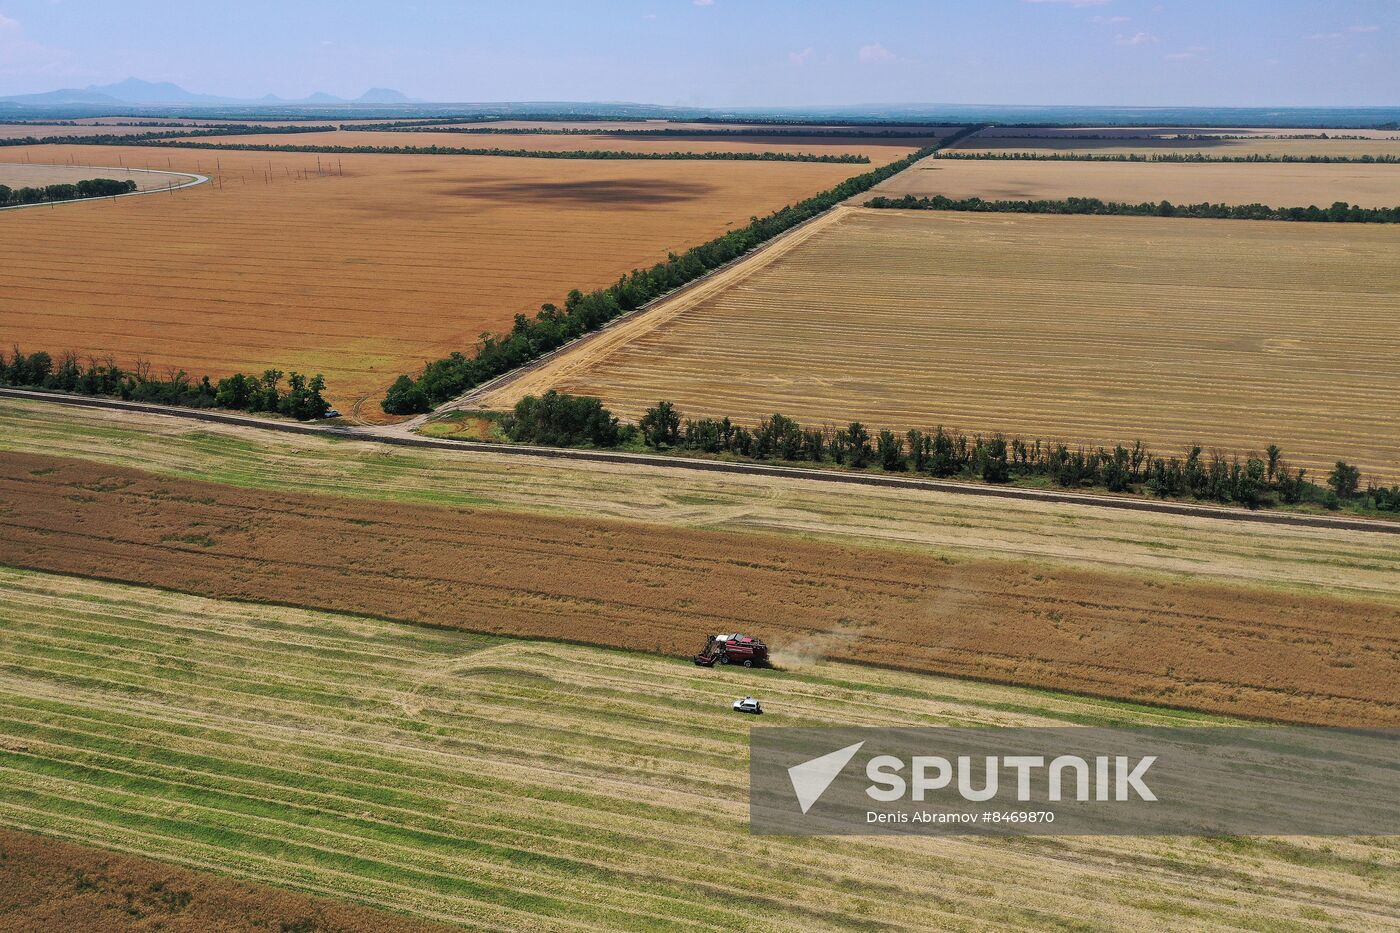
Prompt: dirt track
<box><xmin>1</xmin><ymin>450</ymin><xmax>1395</xmax><ymax>727</ymax></box>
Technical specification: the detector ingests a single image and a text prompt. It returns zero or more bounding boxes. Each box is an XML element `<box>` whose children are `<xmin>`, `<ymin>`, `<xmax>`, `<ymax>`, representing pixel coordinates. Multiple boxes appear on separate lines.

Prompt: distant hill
<box><xmin>0</xmin><ymin>88</ymin><xmax>123</xmax><ymax>105</ymax></box>
<box><xmin>0</xmin><ymin>78</ymin><xmax>412</xmax><ymax>106</ymax></box>
<box><xmin>358</xmin><ymin>88</ymin><xmax>410</xmax><ymax>103</ymax></box>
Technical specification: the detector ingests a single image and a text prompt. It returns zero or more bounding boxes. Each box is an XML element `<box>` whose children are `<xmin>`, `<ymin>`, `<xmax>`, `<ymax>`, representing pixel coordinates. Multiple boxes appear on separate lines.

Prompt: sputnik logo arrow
<box><xmin>787</xmin><ymin>741</ymin><xmax>865</xmax><ymax>814</ymax></box>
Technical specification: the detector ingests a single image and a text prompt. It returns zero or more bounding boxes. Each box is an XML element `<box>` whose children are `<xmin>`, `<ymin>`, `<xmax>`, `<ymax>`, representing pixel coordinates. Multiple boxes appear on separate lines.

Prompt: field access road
<box><xmin>0</xmin><ymin>165</ymin><xmax>208</xmax><ymax>211</ymax></box>
<box><xmin>3</xmin><ymin>386</ymin><xmax>1396</xmax><ymax>536</ymax></box>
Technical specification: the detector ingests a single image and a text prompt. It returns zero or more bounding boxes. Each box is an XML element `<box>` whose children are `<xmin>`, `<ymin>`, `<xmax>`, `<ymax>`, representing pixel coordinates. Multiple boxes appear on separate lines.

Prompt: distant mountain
<box><xmin>0</xmin><ymin>79</ymin><xmax>411</xmax><ymax>107</ymax></box>
<box><xmin>0</xmin><ymin>88</ymin><xmax>123</xmax><ymax>105</ymax></box>
<box><xmin>89</xmin><ymin>78</ymin><xmax>228</xmax><ymax>104</ymax></box>
<box><xmin>357</xmin><ymin>87</ymin><xmax>409</xmax><ymax>103</ymax></box>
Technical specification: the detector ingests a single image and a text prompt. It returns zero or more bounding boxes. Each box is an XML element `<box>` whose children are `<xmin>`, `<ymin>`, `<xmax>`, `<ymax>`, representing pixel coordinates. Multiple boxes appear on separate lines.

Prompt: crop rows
<box><xmin>518</xmin><ymin>207</ymin><xmax>1400</xmax><ymax>479</ymax></box>
<box><xmin>2</xmin><ymin>446</ymin><xmax>1398</xmax><ymax>724</ymax></box>
<box><xmin>182</xmin><ymin>129</ymin><xmax>931</xmax><ymax>162</ymax></box>
<box><xmin>0</xmin><ymin>143</ymin><xmax>869</xmax><ymax>416</ymax></box>
<box><xmin>953</xmin><ymin>130</ymin><xmax>1400</xmax><ymax>160</ymax></box>
<box><xmin>873</xmin><ymin>157</ymin><xmax>1400</xmax><ymax>209</ymax></box>
<box><xmin>1</xmin><ymin>567</ymin><xmax>1397</xmax><ymax>930</ymax></box>
<box><xmin>3</xmin><ymin>397</ymin><xmax>1397</xmax><ymax>608</ymax></box>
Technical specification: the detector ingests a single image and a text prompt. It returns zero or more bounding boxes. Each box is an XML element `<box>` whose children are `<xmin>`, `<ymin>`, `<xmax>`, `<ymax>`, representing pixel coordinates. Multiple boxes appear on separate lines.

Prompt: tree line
<box><xmin>0</xmin><ymin>125</ymin><xmax>336</xmax><ymax>148</ymax></box>
<box><xmin>0</xmin><ymin>177</ymin><xmax>136</xmax><ymax>206</ymax></box>
<box><xmin>489</xmin><ymin>391</ymin><xmax>1400</xmax><ymax>516</ymax></box>
<box><xmin>381</xmin><ymin>125</ymin><xmax>987</xmax><ymax>415</ymax></box>
<box><xmin>146</xmin><ymin>140</ymin><xmax>871</xmax><ymax>163</ymax></box>
<box><xmin>350</xmin><ymin>123</ymin><xmax>948</xmax><ymax>139</ymax></box>
<box><xmin>865</xmin><ymin>194</ymin><xmax>1400</xmax><ymax>223</ymax></box>
<box><xmin>935</xmin><ymin>150</ymin><xmax>1400</xmax><ymax>164</ymax></box>
<box><xmin>0</xmin><ymin>348</ymin><xmax>331</xmax><ymax>420</ymax></box>
<box><xmin>353</xmin><ymin>116</ymin><xmax>954</xmax><ymax>131</ymax></box>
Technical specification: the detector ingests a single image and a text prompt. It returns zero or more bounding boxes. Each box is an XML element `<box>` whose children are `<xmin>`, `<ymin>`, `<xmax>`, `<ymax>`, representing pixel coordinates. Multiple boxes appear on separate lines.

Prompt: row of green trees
<box><xmin>0</xmin><ymin>125</ymin><xmax>335</xmax><ymax>148</ymax></box>
<box><xmin>496</xmin><ymin>393</ymin><xmax>1400</xmax><ymax>514</ymax></box>
<box><xmin>382</xmin><ymin>125</ymin><xmax>986</xmax><ymax>415</ymax></box>
<box><xmin>151</xmin><ymin>140</ymin><xmax>870</xmax><ymax>163</ymax></box>
<box><xmin>0</xmin><ymin>177</ymin><xmax>136</xmax><ymax>206</ymax></box>
<box><xmin>0</xmin><ymin>348</ymin><xmax>331</xmax><ymax>420</ymax></box>
<box><xmin>936</xmin><ymin>150</ymin><xmax>1400</xmax><ymax>164</ymax></box>
<box><xmin>351</xmin><ymin>123</ymin><xmax>946</xmax><ymax>139</ymax></box>
<box><xmin>865</xmin><ymin>194</ymin><xmax>1400</xmax><ymax>223</ymax></box>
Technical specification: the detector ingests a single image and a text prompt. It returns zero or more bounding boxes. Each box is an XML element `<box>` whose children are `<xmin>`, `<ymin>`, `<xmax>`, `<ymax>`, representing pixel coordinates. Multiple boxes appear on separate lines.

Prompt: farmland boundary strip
<box><xmin>2</xmin><ymin>388</ymin><xmax>1396</xmax><ymax>535</ymax></box>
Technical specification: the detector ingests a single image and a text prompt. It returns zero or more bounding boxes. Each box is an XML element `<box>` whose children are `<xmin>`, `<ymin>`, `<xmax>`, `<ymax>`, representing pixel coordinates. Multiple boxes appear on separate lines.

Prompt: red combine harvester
<box><xmin>694</xmin><ymin>633</ymin><xmax>769</xmax><ymax>668</ymax></box>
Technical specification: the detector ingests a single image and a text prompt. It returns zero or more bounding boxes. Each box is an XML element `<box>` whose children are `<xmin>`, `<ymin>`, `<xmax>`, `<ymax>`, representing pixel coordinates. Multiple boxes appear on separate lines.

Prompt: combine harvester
<box><xmin>694</xmin><ymin>633</ymin><xmax>769</xmax><ymax>668</ymax></box>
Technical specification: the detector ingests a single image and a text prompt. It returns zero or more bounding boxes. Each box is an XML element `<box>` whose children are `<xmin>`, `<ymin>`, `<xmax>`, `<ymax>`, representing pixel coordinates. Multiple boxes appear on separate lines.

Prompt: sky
<box><xmin>0</xmin><ymin>0</ymin><xmax>1396</xmax><ymax>107</ymax></box>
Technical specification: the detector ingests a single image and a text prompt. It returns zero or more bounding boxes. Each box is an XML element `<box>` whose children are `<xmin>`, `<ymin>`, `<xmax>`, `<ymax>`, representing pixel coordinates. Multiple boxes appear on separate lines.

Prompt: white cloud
<box><xmin>1349</xmin><ymin>24</ymin><xmax>1379</xmax><ymax>33</ymax></box>
<box><xmin>788</xmin><ymin>47</ymin><xmax>815</xmax><ymax>66</ymax></box>
<box><xmin>857</xmin><ymin>42</ymin><xmax>897</xmax><ymax>64</ymax></box>
<box><xmin>693</xmin><ymin>0</ymin><xmax>713</xmax><ymax>5</ymax></box>
<box><xmin>1115</xmin><ymin>31</ymin><xmax>1156</xmax><ymax>46</ymax></box>
<box><xmin>1024</xmin><ymin>0</ymin><xmax>1112</xmax><ymax>6</ymax></box>
<box><xmin>0</xmin><ymin>12</ymin><xmax>75</xmax><ymax>81</ymax></box>
<box><xmin>1306</xmin><ymin>31</ymin><xmax>1344</xmax><ymax>40</ymax></box>
<box><xmin>1091</xmin><ymin>15</ymin><xmax>1130</xmax><ymax>23</ymax></box>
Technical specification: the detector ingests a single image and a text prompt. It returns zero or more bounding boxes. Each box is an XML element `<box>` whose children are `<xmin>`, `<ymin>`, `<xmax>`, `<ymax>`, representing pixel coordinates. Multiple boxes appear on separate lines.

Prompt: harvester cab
<box><xmin>694</xmin><ymin>633</ymin><xmax>769</xmax><ymax>668</ymax></box>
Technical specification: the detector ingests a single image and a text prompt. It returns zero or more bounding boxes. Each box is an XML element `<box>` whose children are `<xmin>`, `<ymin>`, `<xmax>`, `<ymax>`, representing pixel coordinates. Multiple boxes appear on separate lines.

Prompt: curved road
<box><xmin>0</xmin><ymin>165</ymin><xmax>208</xmax><ymax>212</ymax></box>
<box><xmin>2</xmin><ymin>387</ymin><xmax>1396</xmax><ymax>536</ymax></box>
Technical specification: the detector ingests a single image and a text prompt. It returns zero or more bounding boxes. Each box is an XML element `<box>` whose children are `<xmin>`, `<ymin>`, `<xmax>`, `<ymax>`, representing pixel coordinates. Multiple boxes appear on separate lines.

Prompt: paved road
<box><xmin>0</xmin><ymin>165</ymin><xmax>208</xmax><ymax>212</ymax></box>
<box><xmin>3</xmin><ymin>387</ymin><xmax>1396</xmax><ymax>536</ymax></box>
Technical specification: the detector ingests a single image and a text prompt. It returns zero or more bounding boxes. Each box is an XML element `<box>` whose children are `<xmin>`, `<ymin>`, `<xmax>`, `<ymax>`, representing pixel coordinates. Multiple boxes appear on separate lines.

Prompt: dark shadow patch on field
<box><xmin>441</xmin><ymin>177</ymin><xmax>716</xmax><ymax>205</ymax></box>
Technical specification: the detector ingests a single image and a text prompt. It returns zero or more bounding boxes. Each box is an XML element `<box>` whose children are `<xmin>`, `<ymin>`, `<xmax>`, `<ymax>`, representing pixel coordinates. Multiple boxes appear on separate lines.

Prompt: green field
<box><xmin>2</xmin><ymin>398</ymin><xmax>1397</xmax><ymax>606</ymax></box>
<box><xmin>1</xmin><ymin>565</ymin><xmax>1396</xmax><ymax>931</ymax></box>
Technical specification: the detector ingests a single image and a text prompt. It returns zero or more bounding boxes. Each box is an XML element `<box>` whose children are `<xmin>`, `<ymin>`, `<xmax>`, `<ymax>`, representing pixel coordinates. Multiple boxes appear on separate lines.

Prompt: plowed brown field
<box><xmin>501</xmin><ymin>207</ymin><xmax>1400</xmax><ymax>479</ymax></box>
<box><xmin>1</xmin><ymin>450</ymin><xmax>1395</xmax><ymax>726</ymax></box>
<box><xmin>874</xmin><ymin>156</ymin><xmax>1400</xmax><ymax>207</ymax></box>
<box><xmin>0</xmin><ymin>143</ymin><xmax>868</xmax><ymax>417</ymax></box>
<box><xmin>174</xmin><ymin>130</ymin><xmax>930</xmax><ymax>162</ymax></box>
<box><xmin>0</xmin><ymin>829</ymin><xmax>451</xmax><ymax>933</ymax></box>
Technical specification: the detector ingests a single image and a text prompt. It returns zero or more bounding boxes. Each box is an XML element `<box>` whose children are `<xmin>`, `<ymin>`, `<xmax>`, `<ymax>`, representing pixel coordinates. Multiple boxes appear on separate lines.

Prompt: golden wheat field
<box><xmin>954</xmin><ymin>126</ymin><xmax>1400</xmax><ymax>158</ymax></box>
<box><xmin>415</xmin><ymin>119</ymin><xmax>964</xmax><ymax>134</ymax></box>
<box><xmin>0</xmin><ymin>161</ymin><xmax>200</xmax><ymax>192</ymax></box>
<box><xmin>5</xmin><ymin>397</ymin><xmax>1397</xmax><ymax>603</ymax></box>
<box><xmin>0</xmin><ymin>143</ymin><xmax>868</xmax><ymax>417</ymax></box>
<box><xmin>176</xmin><ymin>130</ymin><xmax>931</xmax><ymax>162</ymax></box>
<box><xmin>482</xmin><ymin>206</ymin><xmax>1400</xmax><ymax>479</ymax></box>
<box><xmin>873</xmin><ymin>156</ymin><xmax>1400</xmax><ymax>207</ymax></box>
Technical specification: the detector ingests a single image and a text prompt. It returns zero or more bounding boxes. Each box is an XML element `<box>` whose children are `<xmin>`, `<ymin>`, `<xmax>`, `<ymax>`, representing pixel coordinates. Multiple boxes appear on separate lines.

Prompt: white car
<box><xmin>733</xmin><ymin>696</ymin><xmax>763</xmax><ymax>715</ymax></box>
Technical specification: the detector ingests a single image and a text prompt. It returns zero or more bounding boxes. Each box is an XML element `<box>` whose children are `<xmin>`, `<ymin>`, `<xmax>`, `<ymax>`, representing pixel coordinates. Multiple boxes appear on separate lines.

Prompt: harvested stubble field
<box><xmin>972</xmin><ymin>126</ymin><xmax>1400</xmax><ymax>139</ymax></box>
<box><xmin>954</xmin><ymin>126</ymin><xmax>1400</xmax><ymax>158</ymax></box>
<box><xmin>414</xmin><ymin>120</ymin><xmax>964</xmax><ymax>134</ymax></box>
<box><xmin>1</xmin><ymin>446</ymin><xmax>1397</xmax><ymax>726</ymax></box>
<box><xmin>0</xmin><ymin>143</ymin><xmax>868</xmax><ymax>417</ymax></box>
<box><xmin>0</xmin><ymin>161</ymin><xmax>199</xmax><ymax>193</ymax></box>
<box><xmin>0</xmin><ymin>123</ymin><xmax>208</xmax><ymax>139</ymax></box>
<box><xmin>874</xmin><ymin>155</ymin><xmax>1400</xmax><ymax>207</ymax></box>
<box><xmin>955</xmin><ymin>136</ymin><xmax>1400</xmax><ymax>160</ymax></box>
<box><xmin>173</xmin><ymin>130</ymin><xmax>932</xmax><ymax>162</ymax></box>
<box><xmin>1</xmin><ymin>567</ymin><xmax>1397</xmax><ymax>932</ymax></box>
<box><xmin>0</xmin><ymin>828</ymin><xmax>453</xmax><ymax>932</ymax></box>
<box><xmin>5</xmin><ymin>398</ymin><xmax>1397</xmax><ymax>605</ymax></box>
<box><xmin>494</xmin><ymin>206</ymin><xmax>1400</xmax><ymax>480</ymax></box>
